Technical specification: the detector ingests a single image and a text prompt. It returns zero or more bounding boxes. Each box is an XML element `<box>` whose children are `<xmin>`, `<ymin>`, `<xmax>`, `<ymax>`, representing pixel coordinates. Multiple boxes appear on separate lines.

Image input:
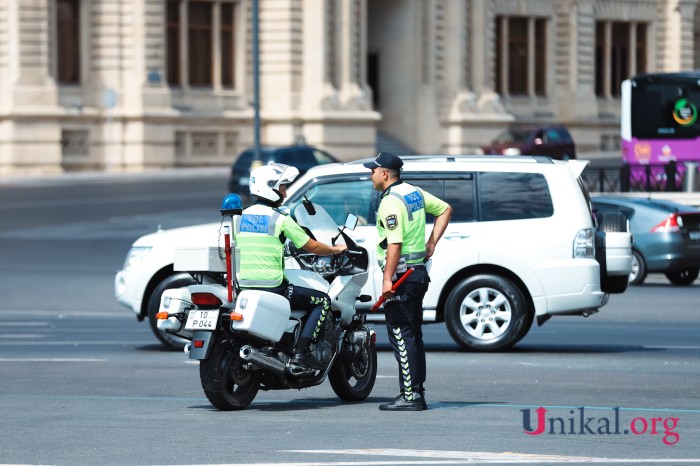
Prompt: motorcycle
<box><xmin>156</xmin><ymin>194</ymin><xmax>377</xmax><ymax>410</ymax></box>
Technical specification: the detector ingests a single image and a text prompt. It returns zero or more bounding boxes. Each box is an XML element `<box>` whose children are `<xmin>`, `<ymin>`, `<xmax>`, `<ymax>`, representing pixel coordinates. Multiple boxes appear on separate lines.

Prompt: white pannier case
<box><xmin>231</xmin><ymin>290</ymin><xmax>291</xmax><ymax>342</ymax></box>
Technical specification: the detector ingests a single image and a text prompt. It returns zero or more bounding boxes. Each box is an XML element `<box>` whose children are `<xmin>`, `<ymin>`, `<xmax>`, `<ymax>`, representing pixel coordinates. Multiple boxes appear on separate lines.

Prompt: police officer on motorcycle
<box><xmin>365</xmin><ymin>152</ymin><xmax>452</xmax><ymax>411</ymax></box>
<box><xmin>236</xmin><ymin>163</ymin><xmax>347</xmax><ymax>370</ymax></box>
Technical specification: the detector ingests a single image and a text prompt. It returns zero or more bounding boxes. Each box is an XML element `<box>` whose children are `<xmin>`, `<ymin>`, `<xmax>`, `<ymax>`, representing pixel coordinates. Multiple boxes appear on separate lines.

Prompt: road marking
<box><xmin>0</xmin><ymin>334</ymin><xmax>42</xmax><ymax>339</ymax></box>
<box><xmin>0</xmin><ymin>341</ymin><xmax>147</xmax><ymax>346</ymax></box>
<box><xmin>643</xmin><ymin>345</ymin><xmax>700</xmax><ymax>350</ymax></box>
<box><xmin>0</xmin><ymin>358</ymin><xmax>105</xmax><ymax>362</ymax></box>
<box><xmin>0</xmin><ymin>310</ymin><xmax>132</xmax><ymax>317</ymax></box>
<box><xmin>148</xmin><ymin>448</ymin><xmax>700</xmax><ymax>465</ymax></box>
<box><xmin>0</xmin><ymin>322</ymin><xmax>51</xmax><ymax>327</ymax></box>
<box><xmin>284</xmin><ymin>449</ymin><xmax>700</xmax><ymax>463</ymax></box>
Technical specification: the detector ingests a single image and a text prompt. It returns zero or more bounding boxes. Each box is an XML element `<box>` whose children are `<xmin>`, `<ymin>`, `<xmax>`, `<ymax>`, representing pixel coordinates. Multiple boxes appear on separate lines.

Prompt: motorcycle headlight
<box><xmin>122</xmin><ymin>246</ymin><xmax>153</xmax><ymax>270</ymax></box>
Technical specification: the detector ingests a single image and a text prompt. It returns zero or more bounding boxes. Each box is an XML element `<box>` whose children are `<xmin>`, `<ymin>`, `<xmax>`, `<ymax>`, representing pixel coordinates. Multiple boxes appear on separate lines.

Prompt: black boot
<box><xmin>291</xmin><ymin>337</ymin><xmax>324</xmax><ymax>370</ymax></box>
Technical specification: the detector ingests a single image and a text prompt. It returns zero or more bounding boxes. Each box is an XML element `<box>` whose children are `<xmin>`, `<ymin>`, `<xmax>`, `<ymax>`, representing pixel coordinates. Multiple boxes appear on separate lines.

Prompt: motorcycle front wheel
<box><xmin>329</xmin><ymin>336</ymin><xmax>377</xmax><ymax>401</ymax></box>
<box><xmin>200</xmin><ymin>337</ymin><xmax>260</xmax><ymax>411</ymax></box>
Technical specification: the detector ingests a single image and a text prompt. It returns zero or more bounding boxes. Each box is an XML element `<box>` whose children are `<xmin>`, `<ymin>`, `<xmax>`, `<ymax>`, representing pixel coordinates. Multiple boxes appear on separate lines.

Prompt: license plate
<box><xmin>184</xmin><ymin>310</ymin><xmax>219</xmax><ymax>330</ymax></box>
<box><xmin>689</xmin><ymin>231</ymin><xmax>700</xmax><ymax>241</ymax></box>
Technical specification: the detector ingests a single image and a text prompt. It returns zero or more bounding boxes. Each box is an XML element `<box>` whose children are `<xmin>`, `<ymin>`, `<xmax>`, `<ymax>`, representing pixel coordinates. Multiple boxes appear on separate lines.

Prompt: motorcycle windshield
<box><xmin>293</xmin><ymin>202</ymin><xmax>345</xmax><ymax>247</ymax></box>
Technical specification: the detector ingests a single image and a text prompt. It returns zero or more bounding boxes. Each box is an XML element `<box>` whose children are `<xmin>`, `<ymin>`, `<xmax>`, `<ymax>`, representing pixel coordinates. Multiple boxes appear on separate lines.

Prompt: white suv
<box><xmin>114</xmin><ymin>155</ymin><xmax>632</xmax><ymax>351</ymax></box>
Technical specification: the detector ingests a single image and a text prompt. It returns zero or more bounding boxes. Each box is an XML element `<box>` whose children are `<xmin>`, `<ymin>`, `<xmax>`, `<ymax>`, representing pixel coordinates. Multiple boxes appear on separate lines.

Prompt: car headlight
<box><xmin>122</xmin><ymin>246</ymin><xmax>153</xmax><ymax>271</ymax></box>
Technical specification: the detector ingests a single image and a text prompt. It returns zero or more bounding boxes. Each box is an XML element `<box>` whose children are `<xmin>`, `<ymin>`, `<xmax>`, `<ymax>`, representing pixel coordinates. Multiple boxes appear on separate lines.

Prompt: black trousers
<box><xmin>383</xmin><ymin>266</ymin><xmax>430</xmax><ymax>401</ymax></box>
<box><xmin>260</xmin><ymin>282</ymin><xmax>331</xmax><ymax>343</ymax></box>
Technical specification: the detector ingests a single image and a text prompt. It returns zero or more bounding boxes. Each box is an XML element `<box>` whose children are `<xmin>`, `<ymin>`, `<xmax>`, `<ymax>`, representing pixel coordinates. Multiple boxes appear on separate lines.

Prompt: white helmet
<box><xmin>249</xmin><ymin>162</ymin><xmax>300</xmax><ymax>203</ymax></box>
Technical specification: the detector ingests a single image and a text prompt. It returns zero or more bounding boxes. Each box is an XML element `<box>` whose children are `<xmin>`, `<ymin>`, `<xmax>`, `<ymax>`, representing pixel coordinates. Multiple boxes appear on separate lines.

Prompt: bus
<box><xmin>622</xmin><ymin>72</ymin><xmax>700</xmax><ymax>165</ymax></box>
<box><xmin>621</xmin><ymin>72</ymin><xmax>700</xmax><ymax>189</ymax></box>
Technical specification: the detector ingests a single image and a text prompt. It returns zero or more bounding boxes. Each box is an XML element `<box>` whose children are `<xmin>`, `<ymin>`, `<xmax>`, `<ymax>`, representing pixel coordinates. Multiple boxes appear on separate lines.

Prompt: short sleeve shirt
<box><xmin>376</xmin><ymin>181</ymin><xmax>449</xmax><ymax>263</ymax></box>
<box><xmin>281</xmin><ymin>215</ymin><xmax>311</xmax><ymax>249</ymax></box>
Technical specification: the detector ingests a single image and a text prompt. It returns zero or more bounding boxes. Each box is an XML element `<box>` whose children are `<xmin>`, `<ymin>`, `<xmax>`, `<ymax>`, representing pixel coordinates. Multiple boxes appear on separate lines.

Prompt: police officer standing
<box><xmin>364</xmin><ymin>152</ymin><xmax>452</xmax><ymax>411</ymax></box>
<box><xmin>237</xmin><ymin>162</ymin><xmax>347</xmax><ymax>370</ymax></box>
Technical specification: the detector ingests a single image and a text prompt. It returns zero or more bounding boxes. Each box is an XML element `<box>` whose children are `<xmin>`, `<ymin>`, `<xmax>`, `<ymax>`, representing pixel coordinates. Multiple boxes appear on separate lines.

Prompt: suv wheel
<box><xmin>444</xmin><ymin>274</ymin><xmax>528</xmax><ymax>351</ymax></box>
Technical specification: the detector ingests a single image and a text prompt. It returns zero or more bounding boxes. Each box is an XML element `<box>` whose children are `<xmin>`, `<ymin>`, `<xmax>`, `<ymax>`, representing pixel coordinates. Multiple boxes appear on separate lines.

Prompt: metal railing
<box><xmin>582</xmin><ymin>161</ymin><xmax>699</xmax><ymax>193</ymax></box>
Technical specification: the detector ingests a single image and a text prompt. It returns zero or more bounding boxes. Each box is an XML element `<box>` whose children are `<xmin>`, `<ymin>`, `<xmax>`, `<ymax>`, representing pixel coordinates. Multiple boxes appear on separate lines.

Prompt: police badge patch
<box><xmin>385</xmin><ymin>214</ymin><xmax>398</xmax><ymax>230</ymax></box>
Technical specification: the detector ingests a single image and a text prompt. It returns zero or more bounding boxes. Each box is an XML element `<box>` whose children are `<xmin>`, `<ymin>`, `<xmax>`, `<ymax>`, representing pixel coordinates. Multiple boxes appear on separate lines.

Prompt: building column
<box><xmin>295</xmin><ymin>0</ymin><xmax>378</xmax><ymax>160</ymax></box>
<box><xmin>527</xmin><ymin>17</ymin><xmax>535</xmax><ymax>98</ymax></box>
<box><xmin>629</xmin><ymin>23</ymin><xmax>637</xmax><ymax>78</ymax></box>
<box><xmin>603</xmin><ymin>21</ymin><xmax>611</xmax><ymax>99</ymax></box>
<box><xmin>498</xmin><ymin>16</ymin><xmax>508</xmax><ymax>97</ymax></box>
<box><xmin>443</xmin><ymin>0</ymin><xmax>512</xmax><ymax>154</ymax></box>
<box><xmin>337</xmin><ymin>0</ymin><xmax>370</xmax><ymax>109</ymax></box>
<box><xmin>0</xmin><ymin>0</ymin><xmax>61</xmax><ymax>175</ymax></box>
<box><xmin>300</xmin><ymin>0</ymin><xmax>335</xmax><ymax>113</ymax></box>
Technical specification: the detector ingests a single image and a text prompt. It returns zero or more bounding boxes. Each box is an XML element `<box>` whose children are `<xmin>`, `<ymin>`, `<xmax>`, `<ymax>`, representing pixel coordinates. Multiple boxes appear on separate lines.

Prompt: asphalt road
<box><xmin>0</xmin><ymin>170</ymin><xmax>699</xmax><ymax>465</ymax></box>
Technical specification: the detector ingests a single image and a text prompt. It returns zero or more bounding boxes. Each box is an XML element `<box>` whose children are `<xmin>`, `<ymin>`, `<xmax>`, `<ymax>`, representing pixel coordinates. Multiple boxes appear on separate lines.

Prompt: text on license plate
<box><xmin>690</xmin><ymin>231</ymin><xmax>700</xmax><ymax>241</ymax></box>
<box><xmin>185</xmin><ymin>310</ymin><xmax>219</xmax><ymax>330</ymax></box>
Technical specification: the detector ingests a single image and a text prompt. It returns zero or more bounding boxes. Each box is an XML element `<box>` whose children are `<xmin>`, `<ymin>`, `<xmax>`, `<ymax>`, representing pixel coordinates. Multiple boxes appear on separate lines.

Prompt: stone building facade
<box><xmin>0</xmin><ymin>0</ymin><xmax>698</xmax><ymax>175</ymax></box>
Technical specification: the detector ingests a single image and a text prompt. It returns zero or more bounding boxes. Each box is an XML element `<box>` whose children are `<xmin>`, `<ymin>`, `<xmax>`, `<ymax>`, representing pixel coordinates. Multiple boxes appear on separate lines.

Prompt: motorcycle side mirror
<box><xmin>331</xmin><ymin>213</ymin><xmax>359</xmax><ymax>245</ymax></box>
<box><xmin>344</xmin><ymin>213</ymin><xmax>358</xmax><ymax>231</ymax></box>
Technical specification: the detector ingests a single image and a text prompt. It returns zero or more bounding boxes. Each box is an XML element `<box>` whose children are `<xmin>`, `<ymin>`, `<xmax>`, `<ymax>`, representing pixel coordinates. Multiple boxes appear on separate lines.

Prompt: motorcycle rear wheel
<box><xmin>329</xmin><ymin>338</ymin><xmax>377</xmax><ymax>401</ymax></box>
<box><xmin>200</xmin><ymin>337</ymin><xmax>260</xmax><ymax>411</ymax></box>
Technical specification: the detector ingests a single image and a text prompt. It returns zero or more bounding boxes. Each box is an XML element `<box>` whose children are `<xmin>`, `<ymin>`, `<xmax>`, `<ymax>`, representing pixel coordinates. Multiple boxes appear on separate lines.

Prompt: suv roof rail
<box><xmin>347</xmin><ymin>154</ymin><xmax>555</xmax><ymax>165</ymax></box>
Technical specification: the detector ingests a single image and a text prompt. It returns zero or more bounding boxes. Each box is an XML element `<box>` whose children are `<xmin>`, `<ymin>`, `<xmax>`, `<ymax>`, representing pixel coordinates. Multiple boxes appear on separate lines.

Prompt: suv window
<box><xmin>288</xmin><ymin>179</ymin><xmax>376</xmax><ymax>226</ymax></box>
<box><xmin>478</xmin><ymin>172</ymin><xmax>553</xmax><ymax>221</ymax></box>
<box><xmin>407</xmin><ymin>175</ymin><xmax>476</xmax><ymax>223</ymax></box>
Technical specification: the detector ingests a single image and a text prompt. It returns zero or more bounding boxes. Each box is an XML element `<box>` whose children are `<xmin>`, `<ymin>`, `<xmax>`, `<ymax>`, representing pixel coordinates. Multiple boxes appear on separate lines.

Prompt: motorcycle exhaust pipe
<box><xmin>239</xmin><ymin>345</ymin><xmax>287</xmax><ymax>376</ymax></box>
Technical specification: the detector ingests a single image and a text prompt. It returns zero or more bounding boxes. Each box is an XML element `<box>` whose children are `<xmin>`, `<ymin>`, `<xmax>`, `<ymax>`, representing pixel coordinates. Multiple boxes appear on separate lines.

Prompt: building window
<box><xmin>56</xmin><ymin>0</ymin><xmax>81</xmax><ymax>84</ymax></box>
<box><xmin>166</xmin><ymin>0</ymin><xmax>237</xmax><ymax>89</ymax></box>
<box><xmin>188</xmin><ymin>2</ymin><xmax>213</xmax><ymax>86</ymax></box>
<box><xmin>221</xmin><ymin>3</ymin><xmax>235</xmax><ymax>88</ymax></box>
<box><xmin>166</xmin><ymin>1</ymin><xmax>181</xmax><ymax>86</ymax></box>
<box><xmin>595</xmin><ymin>21</ymin><xmax>647</xmax><ymax>98</ymax></box>
<box><xmin>495</xmin><ymin>16</ymin><xmax>547</xmax><ymax>97</ymax></box>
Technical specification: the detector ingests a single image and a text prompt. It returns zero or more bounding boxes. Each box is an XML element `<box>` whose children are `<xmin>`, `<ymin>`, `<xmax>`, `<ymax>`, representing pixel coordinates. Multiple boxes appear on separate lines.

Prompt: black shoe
<box><xmin>390</xmin><ymin>393</ymin><xmax>428</xmax><ymax>409</ymax></box>
<box><xmin>379</xmin><ymin>393</ymin><xmax>427</xmax><ymax>411</ymax></box>
<box><xmin>291</xmin><ymin>352</ymin><xmax>324</xmax><ymax>370</ymax></box>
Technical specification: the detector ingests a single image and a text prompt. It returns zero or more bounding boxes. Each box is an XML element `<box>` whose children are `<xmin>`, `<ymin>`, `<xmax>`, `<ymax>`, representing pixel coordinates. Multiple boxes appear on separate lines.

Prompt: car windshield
<box><xmin>493</xmin><ymin>128</ymin><xmax>531</xmax><ymax>144</ymax></box>
<box><xmin>233</xmin><ymin>150</ymin><xmax>275</xmax><ymax>170</ymax></box>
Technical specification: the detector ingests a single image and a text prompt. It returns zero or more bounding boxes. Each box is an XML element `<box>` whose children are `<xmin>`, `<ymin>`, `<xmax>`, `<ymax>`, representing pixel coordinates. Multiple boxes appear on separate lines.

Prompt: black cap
<box><xmin>363</xmin><ymin>152</ymin><xmax>404</xmax><ymax>170</ymax></box>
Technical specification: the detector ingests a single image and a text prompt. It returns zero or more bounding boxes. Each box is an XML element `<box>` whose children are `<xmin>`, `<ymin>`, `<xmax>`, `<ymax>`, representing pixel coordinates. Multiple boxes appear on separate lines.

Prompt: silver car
<box><xmin>592</xmin><ymin>196</ymin><xmax>700</xmax><ymax>285</ymax></box>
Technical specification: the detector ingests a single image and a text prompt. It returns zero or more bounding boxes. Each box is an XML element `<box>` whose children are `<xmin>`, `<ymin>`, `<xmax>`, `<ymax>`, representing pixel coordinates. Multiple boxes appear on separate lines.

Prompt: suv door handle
<box><xmin>445</xmin><ymin>233</ymin><xmax>470</xmax><ymax>240</ymax></box>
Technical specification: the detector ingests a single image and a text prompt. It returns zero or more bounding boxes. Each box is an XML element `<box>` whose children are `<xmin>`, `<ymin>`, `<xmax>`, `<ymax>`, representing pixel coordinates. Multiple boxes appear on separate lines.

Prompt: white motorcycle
<box><xmin>156</xmin><ymin>195</ymin><xmax>377</xmax><ymax>410</ymax></box>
